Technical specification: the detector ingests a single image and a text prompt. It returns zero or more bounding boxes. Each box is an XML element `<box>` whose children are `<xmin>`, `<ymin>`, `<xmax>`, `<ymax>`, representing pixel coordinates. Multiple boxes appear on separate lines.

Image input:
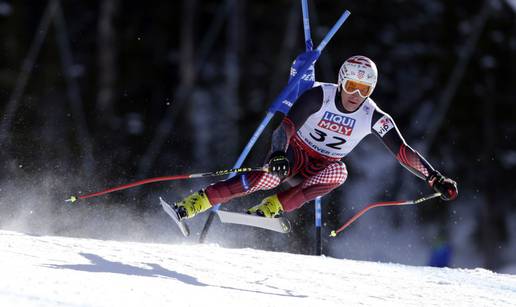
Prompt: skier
<box><xmin>168</xmin><ymin>55</ymin><xmax>458</xmax><ymax>221</ymax></box>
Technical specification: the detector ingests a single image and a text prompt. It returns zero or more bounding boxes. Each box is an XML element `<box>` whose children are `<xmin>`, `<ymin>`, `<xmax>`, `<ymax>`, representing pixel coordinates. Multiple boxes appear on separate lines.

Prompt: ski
<box><xmin>216</xmin><ymin>210</ymin><xmax>291</xmax><ymax>233</ymax></box>
<box><xmin>159</xmin><ymin>197</ymin><xmax>190</xmax><ymax>237</ymax></box>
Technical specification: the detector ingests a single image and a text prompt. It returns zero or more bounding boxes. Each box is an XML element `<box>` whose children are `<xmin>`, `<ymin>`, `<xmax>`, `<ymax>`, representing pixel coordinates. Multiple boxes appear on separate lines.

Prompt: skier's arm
<box><xmin>267</xmin><ymin>86</ymin><xmax>323</xmax><ymax>178</ymax></box>
<box><xmin>371</xmin><ymin>109</ymin><xmax>458</xmax><ymax>200</ymax></box>
<box><xmin>370</xmin><ymin>109</ymin><xmax>435</xmax><ymax>180</ymax></box>
<box><xmin>270</xmin><ymin>85</ymin><xmax>324</xmax><ymax>152</ymax></box>
<box><xmin>270</xmin><ymin>121</ymin><xmax>291</xmax><ymax>153</ymax></box>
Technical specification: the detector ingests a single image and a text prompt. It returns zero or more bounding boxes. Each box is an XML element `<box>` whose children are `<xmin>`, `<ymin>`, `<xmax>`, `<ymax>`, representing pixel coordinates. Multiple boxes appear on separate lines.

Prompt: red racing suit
<box><xmin>205</xmin><ymin>83</ymin><xmax>436</xmax><ymax>211</ymax></box>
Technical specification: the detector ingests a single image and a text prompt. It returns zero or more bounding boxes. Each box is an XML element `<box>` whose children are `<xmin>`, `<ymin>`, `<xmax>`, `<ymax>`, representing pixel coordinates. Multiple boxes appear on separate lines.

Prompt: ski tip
<box><xmin>158</xmin><ymin>196</ymin><xmax>191</xmax><ymax>237</ymax></box>
<box><xmin>65</xmin><ymin>196</ymin><xmax>78</xmax><ymax>203</ymax></box>
<box><xmin>158</xmin><ymin>196</ymin><xmax>169</xmax><ymax>207</ymax></box>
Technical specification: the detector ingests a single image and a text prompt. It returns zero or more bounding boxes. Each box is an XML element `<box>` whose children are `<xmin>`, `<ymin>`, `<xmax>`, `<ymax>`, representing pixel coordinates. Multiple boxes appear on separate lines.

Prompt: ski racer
<box><xmin>168</xmin><ymin>55</ymin><xmax>458</xmax><ymax>220</ymax></box>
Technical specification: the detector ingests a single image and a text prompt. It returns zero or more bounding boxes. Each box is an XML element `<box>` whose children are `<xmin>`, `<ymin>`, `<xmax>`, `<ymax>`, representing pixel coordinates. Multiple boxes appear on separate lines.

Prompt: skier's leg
<box><xmin>245</xmin><ymin>142</ymin><xmax>345</xmax><ymax>218</ymax></box>
<box><xmin>175</xmin><ymin>171</ymin><xmax>282</xmax><ymax>219</ymax></box>
<box><xmin>175</xmin><ymin>142</ymin><xmax>305</xmax><ymax>219</ymax></box>
<box><xmin>205</xmin><ymin>171</ymin><xmax>282</xmax><ymax>203</ymax></box>
<box><xmin>277</xmin><ymin>161</ymin><xmax>348</xmax><ymax>212</ymax></box>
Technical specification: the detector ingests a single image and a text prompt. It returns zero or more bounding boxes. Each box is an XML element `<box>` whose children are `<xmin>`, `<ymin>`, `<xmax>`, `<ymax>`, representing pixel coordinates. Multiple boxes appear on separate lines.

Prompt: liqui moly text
<box><xmin>318</xmin><ymin>111</ymin><xmax>355</xmax><ymax>136</ymax></box>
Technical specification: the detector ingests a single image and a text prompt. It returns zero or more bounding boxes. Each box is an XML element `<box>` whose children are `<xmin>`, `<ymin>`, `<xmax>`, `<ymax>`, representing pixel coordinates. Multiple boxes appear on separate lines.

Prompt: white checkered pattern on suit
<box><xmin>247</xmin><ymin>173</ymin><xmax>282</xmax><ymax>193</ymax></box>
<box><xmin>301</xmin><ymin>162</ymin><xmax>348</xmax><ymax>188</ymax></box>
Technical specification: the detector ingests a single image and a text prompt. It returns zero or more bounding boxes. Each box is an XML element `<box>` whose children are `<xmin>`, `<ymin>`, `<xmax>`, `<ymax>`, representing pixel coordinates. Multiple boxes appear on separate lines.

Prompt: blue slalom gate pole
<box><xmin>268</xmin><ymin>10</ymin><xmax>350</xmax><ymax>115</ymax></box>
<box><xmin>300</xmin><ymin>0</ymin><xmax>324</xmax><ymax>256</ymax></box>
<box><xmin>315</xmin><ymin>196</ymin><xmax>322</xmax><ymax>255</ymax></box>
<box><xmin>316</xmin><ymin>10</ymin><xmax>350</xmax><ymax>53</ymax></box>
<box><xmin>300</xmin><ymin>0</ymin><xmax>323</xmax><ymax>256</ymax></box>
<box><xmin>301</xmin><ymin>0</ymin><xmax>313</xmax><ymax>51</ymax></box>
<box><xmin>199</xmin><ymin>7</ymin><xmax>351</xmax><ymax>243</ymax></box>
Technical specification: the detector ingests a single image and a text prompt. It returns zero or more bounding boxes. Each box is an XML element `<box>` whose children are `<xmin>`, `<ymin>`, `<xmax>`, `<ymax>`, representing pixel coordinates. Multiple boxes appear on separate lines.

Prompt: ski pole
<box><xmin>66</xmin><ymin>166</ymin><xmax>268</xmax><ymax>203</ymax></box>
<box><xmin>329</xmin><ymin>192</ymin><xmax>442</xmax><ymax>237</ymax></box>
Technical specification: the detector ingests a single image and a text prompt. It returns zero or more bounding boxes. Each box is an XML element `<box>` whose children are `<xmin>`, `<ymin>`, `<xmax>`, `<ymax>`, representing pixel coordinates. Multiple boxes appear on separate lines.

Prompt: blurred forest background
<box><xmin>0</xmin><ymin>0</ymin><xmax>515</xmax><ymax>272</ymax></box>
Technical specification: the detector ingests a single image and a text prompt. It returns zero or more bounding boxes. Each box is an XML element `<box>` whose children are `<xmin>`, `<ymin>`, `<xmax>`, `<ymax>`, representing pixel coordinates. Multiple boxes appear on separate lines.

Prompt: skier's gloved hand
<box><xmin>267</xmin><ymin>151</ymin><xmax>290</xmax><ymax>179</ymax></box>
<box><xmin>427</xmin><ymin>171</ymin><xmax>458</xmax><ymax>201</ymax></box>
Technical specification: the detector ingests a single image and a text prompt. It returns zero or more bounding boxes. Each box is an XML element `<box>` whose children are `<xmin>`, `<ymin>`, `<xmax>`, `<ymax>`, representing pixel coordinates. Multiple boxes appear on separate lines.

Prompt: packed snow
<box><xmin>1</xmin><ymin>230</ymin><xmax>515</xmax><ymax>307</ymax></box>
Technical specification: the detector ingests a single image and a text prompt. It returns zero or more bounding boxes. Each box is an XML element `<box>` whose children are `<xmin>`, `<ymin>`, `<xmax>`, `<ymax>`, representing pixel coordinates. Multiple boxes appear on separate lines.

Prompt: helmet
<box><xmin>337</xmin><ymin>55</ymin><xmax>378</xmax><ymax>98</ymax></box>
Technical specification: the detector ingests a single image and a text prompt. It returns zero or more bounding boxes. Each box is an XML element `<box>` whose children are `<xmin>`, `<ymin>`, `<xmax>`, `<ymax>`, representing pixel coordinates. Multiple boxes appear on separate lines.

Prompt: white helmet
<box><xmin>337</xmin><ymin>55</ymin><xmax>378</xmax><ymax>98</ymax></box>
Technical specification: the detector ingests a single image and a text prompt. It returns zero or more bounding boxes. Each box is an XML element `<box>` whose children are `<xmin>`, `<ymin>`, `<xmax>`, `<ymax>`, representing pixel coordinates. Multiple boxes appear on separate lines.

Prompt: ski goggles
<box><xmin>341</xmin><ymin>79</ymin><xmax>373</xmax><ymax>98</ymax></box>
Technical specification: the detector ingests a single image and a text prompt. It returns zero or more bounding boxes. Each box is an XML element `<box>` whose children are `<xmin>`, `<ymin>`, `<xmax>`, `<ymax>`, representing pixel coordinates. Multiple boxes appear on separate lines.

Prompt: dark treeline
<box><xmin>0</xmin><ymin>0</ymin><xmax>514</xmax><ymax>270</ymax></box>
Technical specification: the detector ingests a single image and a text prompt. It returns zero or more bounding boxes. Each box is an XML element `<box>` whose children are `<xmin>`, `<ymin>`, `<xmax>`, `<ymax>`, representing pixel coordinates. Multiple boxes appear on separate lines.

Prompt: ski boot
<box><xmin>174</xmin><ymin>190</ymin><xmax>212</xmax><ymax>220</ymax></box>
<box><xmin>247</xmin><ymin>194</ymin><xmax>284</xmax><ymax>218</ymax></box>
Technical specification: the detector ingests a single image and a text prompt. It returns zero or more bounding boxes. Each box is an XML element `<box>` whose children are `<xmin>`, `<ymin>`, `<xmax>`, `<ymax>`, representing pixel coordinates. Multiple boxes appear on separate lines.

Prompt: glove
<box><xmin>267</xmin><ymin>151</ymin><xmax>290</xmax><ymax>179</ymax></box>
<box><xmin>427</xmin><ymin>171</ymin><xmax>458</xmax><ymax>201</ymax></box>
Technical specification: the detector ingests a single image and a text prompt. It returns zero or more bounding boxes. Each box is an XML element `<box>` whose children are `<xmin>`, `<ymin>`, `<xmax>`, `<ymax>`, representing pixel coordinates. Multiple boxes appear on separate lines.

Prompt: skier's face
<box><xmin>340</xmin><ymin>90</ymin><xmax>367</xmax><ymax>112</ymax></box>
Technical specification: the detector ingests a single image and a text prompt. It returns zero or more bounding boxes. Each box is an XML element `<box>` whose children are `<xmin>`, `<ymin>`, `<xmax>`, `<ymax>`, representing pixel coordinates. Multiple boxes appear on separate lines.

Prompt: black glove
<box><xmin>267</xmin><ymin>151</ymin><xmax>290</xmax><ymax>179</ymax></box>
<box><xmin>427</xmin><ymin>171</ymin><xmax>458</xmax><ymax>201</ymax></box>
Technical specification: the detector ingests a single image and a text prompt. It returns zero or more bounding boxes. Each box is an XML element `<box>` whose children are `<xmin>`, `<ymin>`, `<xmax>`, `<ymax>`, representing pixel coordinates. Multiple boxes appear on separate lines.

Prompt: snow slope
<box><xmin>1</xmin><ymin>230</ymin><xmax>515</xmax><ymax>307</ymax></box>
